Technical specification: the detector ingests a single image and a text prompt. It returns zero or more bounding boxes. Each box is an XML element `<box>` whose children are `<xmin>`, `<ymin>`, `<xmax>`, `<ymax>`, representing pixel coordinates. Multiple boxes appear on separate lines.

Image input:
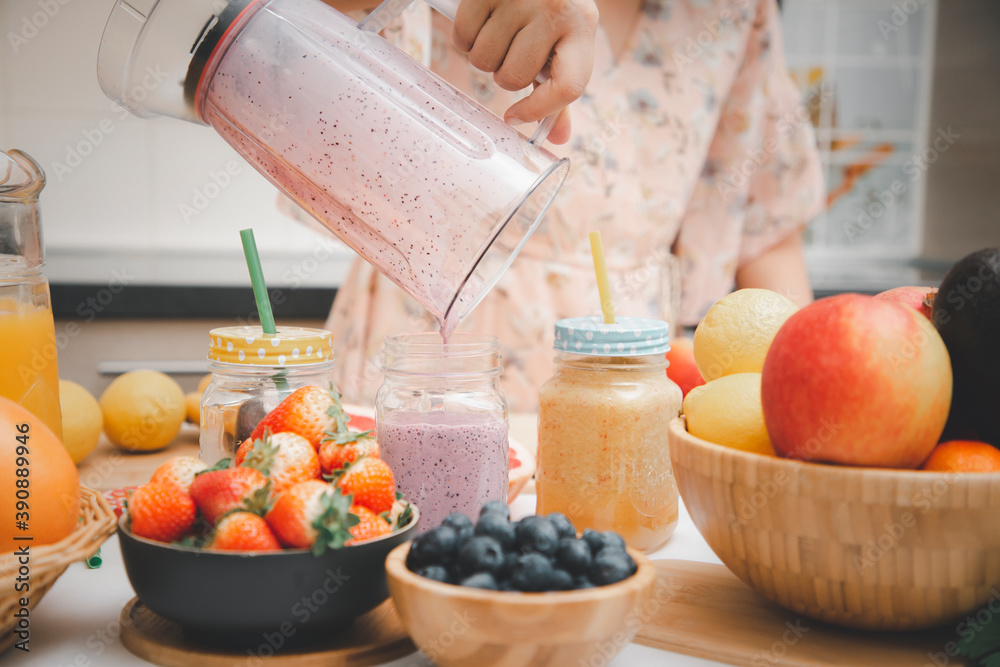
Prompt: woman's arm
<box><xmin>735</xmin><ymin>230</ymin><xmax>814</xmax><ymax>308</ymax></box>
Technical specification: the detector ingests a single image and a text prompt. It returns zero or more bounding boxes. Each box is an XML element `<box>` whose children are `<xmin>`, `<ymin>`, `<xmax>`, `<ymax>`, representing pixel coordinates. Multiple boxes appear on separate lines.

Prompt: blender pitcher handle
<box><xmin>359</xmin><ymin>0</ymin><xmax>557</xmax><ymax>145</ymax></box>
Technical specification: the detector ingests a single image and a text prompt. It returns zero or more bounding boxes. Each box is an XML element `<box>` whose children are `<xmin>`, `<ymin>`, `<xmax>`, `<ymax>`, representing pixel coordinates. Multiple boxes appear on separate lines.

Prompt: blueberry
<box><xmin>475</xmin><ymin>512</ymin><xmax>516</xmax><ymax>551</ymax></box>
<box><xmin>589</xmin><ymin>548</ymin><xmax>635</xmax><ymax>586</ymax></box>
<box><xmin>498</xmin><ymin>550</ymin><xmax>520</xmax><ymax>580</ymax></box>
<box><xmin>454</xmin><ymin>525</ymin><xmax>475</xmax><ymax>552</ymax></box>
<box><xmin>601</xmin><ymin>531</ymin><xmax>627</xmax><ymax>552</ymax></box>
<box><xmin>551</xmin><ymin>568</ymin><xmax>575</xmax><ymax>591</ymax></box>
<box><xmin>416</xmin><ymin>565</ymin><xmax>450</xmax><ymax>583</ymax></box>
<box><xmin>442</xmin><ymin>512</ymin><xmax>474</xmax><ymax>534</ymax></box>
<box><xmin>555</xmin><ymin>537</ymin><xmax>592</xmax><ymax>577</ymax></box>
<box><xmin>546</xmin><ymin>512</ymin><xmax>577</xmax><ymax>539</ymax></box>
<box><xmin>574</xmin><ymin>576</ymin><xmax>596</xmax><ymax>589</ymax></box>
<box><xmin>479</xmin><ymin>500</ymin><xmax>511</xmax><ymax>521</ymax></box>
<box><xmin>406</xmin><ymin>525</ymin><xmax>458</xmax><ymax>570</ymax></box>
<box><xmin>460</xmin><ymin>572</ymin><xmax>499</xmax><ymax>590</ymax></box>
<box><xmin>514</xmin><ymin>515</ymin><xmax>560</xmax><ymax>557</ymax></box>
<box><xmin>581</xmin><ymin>528</ymin><xmax>607</xmax><ymax>555</ymax></box>
<box><xmin>510</xmin><ymin>553</ymin><xmax>556</xmax><ymax>592</ymax></box>
<box><xmin>458</xmin><ymin>536</ymin><xmax>506</xmax><ymax>578</ymax></box>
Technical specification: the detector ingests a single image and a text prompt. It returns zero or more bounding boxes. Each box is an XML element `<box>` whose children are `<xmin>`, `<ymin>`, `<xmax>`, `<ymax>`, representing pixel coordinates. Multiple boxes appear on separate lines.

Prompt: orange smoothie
<box><xmin>0</xmin><ymin>299</ymin><xmax>62</xmax><ymax>439</ymax></box>
<box><xmin>537</xmin><ymin>354</ymin><xmax>682</xmax><ymax>553</ymax></box>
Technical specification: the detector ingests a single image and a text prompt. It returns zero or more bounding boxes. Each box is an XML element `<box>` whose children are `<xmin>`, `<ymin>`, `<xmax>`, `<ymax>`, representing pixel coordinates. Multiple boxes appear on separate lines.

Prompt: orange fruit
<box><xmin>920</xmin><ymin>441</ymin><xmax>1000</xmax><ymax>472</ymax></box>
<box><xmin>0</xmin><ymin>396</ymin><xmax>81</xmax><ymax>550</ymax></box>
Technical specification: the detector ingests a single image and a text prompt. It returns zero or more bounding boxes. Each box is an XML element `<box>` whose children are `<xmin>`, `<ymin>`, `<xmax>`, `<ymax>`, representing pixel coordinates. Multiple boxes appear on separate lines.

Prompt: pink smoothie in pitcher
<box><xmin>197</xmin><ymin>0</ymin><xmax>552</xmax><ymax>337</ymax></box>
<box><xmin>379</xmin><ymin>410</ymin><xmax>508</xmax><ymax>531</ymax></box>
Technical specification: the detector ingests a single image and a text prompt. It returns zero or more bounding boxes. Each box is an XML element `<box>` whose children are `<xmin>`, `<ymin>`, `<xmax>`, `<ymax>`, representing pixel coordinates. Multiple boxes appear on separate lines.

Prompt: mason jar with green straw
<box><xmin>198</xmin><ymin>229</ymin><xmax>339</xmax><ymax>464</ymax></box>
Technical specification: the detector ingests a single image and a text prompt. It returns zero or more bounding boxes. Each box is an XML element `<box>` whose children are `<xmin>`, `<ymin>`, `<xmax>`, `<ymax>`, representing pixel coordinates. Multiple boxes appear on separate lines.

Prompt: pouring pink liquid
<box><xmin>99</xmin><ymin>0</ymin><xmax>568</xmax><ymax>336</ymax></box>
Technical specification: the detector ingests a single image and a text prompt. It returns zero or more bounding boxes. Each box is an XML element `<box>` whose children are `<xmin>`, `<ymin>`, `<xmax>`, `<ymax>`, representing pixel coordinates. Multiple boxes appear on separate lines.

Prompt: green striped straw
<box><xmin>240</xmin><ymin>228</ymin><xmax>276</xmax><ymax>335</ymax></box>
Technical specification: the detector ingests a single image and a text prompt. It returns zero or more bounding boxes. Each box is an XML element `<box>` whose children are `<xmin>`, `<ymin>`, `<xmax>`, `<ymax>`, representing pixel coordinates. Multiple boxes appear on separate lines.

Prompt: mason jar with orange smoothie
<box><xmin>536</xmin><ymin>316</ymin><xmax>682</xmax><ymax>553</ymax></box>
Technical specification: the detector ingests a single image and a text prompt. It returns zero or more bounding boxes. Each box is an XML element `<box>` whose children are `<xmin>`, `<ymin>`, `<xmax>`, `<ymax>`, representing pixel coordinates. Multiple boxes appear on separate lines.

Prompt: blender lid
<box><xmin>96</xmin><ymin>0</ymin><xmax>255</xmax><ymax>124</ymax></box>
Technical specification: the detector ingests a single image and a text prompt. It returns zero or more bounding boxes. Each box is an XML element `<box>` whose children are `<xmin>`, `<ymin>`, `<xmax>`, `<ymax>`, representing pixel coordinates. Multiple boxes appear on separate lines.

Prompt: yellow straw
<box><xmin>589</xmin><ymin>231</ymin><xmax>616</xmax><ymax>324</ymax></box>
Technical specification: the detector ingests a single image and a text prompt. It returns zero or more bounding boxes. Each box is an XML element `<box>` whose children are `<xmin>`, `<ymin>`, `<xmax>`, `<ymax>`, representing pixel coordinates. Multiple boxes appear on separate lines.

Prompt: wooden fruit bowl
<box><xmin>669</xmin><ymin>417</ymin><xmax>1000</xmax><ymax>631</ymax></box>
<box><xmin>385</xmin><ymin>543</ymin><xmax>655</xmax><ymax>667</ymax></box>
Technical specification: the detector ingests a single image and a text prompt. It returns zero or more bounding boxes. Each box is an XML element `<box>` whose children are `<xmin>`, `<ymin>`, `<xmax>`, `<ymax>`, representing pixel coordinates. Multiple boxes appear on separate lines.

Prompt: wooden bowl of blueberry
<box><xmin>385</xmin><ymin>501</ymin><xmax>655</xmax><ymax>667</ymax></box>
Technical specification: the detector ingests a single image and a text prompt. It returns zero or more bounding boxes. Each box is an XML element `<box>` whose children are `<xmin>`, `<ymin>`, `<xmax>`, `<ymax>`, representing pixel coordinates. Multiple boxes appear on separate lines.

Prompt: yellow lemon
<box><xmin>100</xmin><ymin>370</ymin><xmax>185</xmax><ymax>452</ymax></box>
<box><xmin>184</xmin><ymin>392</ymin><xmax>201</xmax><ymax>425</ymax></box>
<box><xmin>693</xmin><ymin>288</ymin><xmax>797</xmax><ymax>381</ymax></box>
<box><xmin>683</xmin><ymin>372</ymin><xmax>775</xmax><ymax>456</ymax></box>
<box><xmin>58</xmin><ymin>379</ymin><xmax>103</xmax><ymax>464</ymax></box>
<box><xmin>197</xmin><ymin>373</ymin><xmax>212</xmax><ymax>395</ymax></box>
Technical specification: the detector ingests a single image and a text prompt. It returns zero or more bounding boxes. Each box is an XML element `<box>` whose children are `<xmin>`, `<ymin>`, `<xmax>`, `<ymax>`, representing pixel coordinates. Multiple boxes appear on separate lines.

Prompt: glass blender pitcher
<box><xmin>97</xmin><ymin>0</ymin><xmax>569</xmax><ymax>336</ymax></box>
<box><xmin>0</xmin><ymin>150</ymin><xmax>63</xmax><ymax>439</ymax></box>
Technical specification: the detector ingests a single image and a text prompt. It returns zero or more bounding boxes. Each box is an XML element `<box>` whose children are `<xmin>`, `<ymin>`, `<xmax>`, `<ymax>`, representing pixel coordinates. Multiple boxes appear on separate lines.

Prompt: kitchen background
<box><xmin>1</xmin><ymin>0</ymin><xmax>998</xmax><ymax>395</ymax></box>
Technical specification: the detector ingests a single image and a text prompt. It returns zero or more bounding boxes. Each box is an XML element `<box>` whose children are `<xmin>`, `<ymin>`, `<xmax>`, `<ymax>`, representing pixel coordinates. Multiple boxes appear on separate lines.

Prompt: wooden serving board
<box><xmin>120</xmin><ymin>598</ymin><xmax>416</xmax><ymax>666</ymax></box>
<box><xmin>635</xmin><ymin>560</ymin><xmax>957</xmax><ymax>666</ymax></box>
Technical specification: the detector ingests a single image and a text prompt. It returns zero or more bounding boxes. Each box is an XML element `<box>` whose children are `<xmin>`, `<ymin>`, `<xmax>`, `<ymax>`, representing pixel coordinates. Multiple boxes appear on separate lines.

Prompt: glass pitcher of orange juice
<box><xmin>0</xmin><ymin>149</ymin><xmax>62</xmax><ymax>438</ymax></box>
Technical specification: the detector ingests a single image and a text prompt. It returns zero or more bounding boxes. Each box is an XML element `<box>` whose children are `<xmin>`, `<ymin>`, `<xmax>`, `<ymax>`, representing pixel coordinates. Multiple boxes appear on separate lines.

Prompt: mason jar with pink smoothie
<box><xmin>376</xmin><ymin>334</ymin><xmax>508</xmax><ymax>532</ymax></box>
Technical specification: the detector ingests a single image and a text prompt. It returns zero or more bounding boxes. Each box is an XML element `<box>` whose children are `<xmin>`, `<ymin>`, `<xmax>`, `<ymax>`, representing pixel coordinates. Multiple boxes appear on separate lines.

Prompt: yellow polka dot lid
<box><xmin>208</xmin><ymin>326</ymin><xmax>334</xmax><ymax>366</ymax></box>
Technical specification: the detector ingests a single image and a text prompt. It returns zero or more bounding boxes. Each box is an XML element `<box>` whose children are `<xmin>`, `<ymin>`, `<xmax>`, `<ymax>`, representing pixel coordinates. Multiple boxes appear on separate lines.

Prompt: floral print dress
<box><xmin>325</xmin><ymin>0</ymin><xmax>824</xmax><ymax>411</ymax></box>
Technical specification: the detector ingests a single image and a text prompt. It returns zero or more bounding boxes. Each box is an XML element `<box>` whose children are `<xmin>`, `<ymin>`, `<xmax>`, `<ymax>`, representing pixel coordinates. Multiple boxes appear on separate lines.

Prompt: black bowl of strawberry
<box><xmin>119</xmin><ymin>502</ymin><xmax>419</xmax><ymax>639</ymax></box>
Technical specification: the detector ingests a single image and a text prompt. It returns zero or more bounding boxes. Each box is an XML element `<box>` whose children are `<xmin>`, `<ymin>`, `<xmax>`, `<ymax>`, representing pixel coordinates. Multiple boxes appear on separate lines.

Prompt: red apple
<box><xmin>666</xmin><ymin>337</ymin><xmax>705</xmax><ymax>398</ymax></box>
<box><xmin>761</xmin><ymin>294</ymin><xmax>952</xmax><ymax>468</ymax></box>
<box><xmin>873</xmin><ymin>286</ymin><xmax>936</xmax><ymax>320</ymax></box>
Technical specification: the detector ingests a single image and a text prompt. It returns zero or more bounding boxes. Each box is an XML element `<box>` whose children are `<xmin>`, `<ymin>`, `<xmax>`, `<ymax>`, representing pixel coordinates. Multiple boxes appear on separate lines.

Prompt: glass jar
<box><xmin>0</xmin><ymin>149</ymin><xmax>62</xmax><ymax>438</ymax></box>
<box><xmin>536</xmin><ymin>317</ymin><xmax>682</xmax><ymax>553</ymax></box>
<box><xmin>376</xmin><ymin>333</ymin><xmax>508</xmax><ymax>532</ymax></box>
<box><xmin>200</xmin><ymin>325</ymin><xmax>336</xmax><ymax>465</ymax></box>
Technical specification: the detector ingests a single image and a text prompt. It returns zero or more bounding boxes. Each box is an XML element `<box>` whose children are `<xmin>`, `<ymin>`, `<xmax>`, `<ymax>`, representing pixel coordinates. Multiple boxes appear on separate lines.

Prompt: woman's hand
<box><xmin>452</xmin><ymin>0</ymin><xmax>599</xmax><ymax>144</ymax></box>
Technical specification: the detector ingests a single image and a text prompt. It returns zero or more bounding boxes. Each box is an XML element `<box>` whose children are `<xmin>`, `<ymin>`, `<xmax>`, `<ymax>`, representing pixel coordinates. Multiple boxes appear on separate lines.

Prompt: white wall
<box><xmin>1</xmin><ymin>0</ymin><xmax>354</xmax><ymax>288</ymax></box>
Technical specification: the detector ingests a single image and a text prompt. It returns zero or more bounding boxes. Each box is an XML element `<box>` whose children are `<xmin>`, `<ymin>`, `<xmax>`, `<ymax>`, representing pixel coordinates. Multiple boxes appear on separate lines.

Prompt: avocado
<box><xmin>932</xmin><ymin>248</ymin><xmax>1000</xmax><ymax>446</ymax></box>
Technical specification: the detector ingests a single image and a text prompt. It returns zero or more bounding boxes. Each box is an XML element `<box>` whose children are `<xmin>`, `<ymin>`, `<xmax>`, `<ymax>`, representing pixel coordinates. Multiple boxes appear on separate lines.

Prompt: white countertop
<box><xmin>19</xmin><ymin>494</ymin><xmax>727</xmax><ymax>667</ymax></box>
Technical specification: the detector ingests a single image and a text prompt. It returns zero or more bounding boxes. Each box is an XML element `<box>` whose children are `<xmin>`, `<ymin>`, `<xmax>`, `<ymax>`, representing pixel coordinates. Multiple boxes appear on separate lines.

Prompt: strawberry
<box><xmin>149</xmin><ymin>456</ymin><xmax>210</xmax><ymax>495</ymax></box>
<box><xmin>206</xmin><ymin>511</ymin><xmax>281</xmax><ymax>552</ymax></box>
<box><xmin>189</xmin><ymin>466</ymin><xmax>269</xmax><ymax>525</ymax></box>
<box><xmin>384</xmin><ymin>497</ymin><xmax>415</xmax><ymax>531</ymax></box>
<box><xmin>128</xmin><ymin>482</ymin><xmax>197</xmax><ymax>543</ymax></box>
<box><xmin>265</xmin><ymin>480</ymin><xmax>358</xmax><ymax>554</ymax></box>
<box><xmin>318</xmin><ymin>432</ymin><xmax>379</xmax><ymax>475</ymax></box>
<box><xmin>331</xmin><ymin>456</ymin><xmax>395</xmax><ymax>515</ymax></box>
<box><xmin>237</xmin><ymin>432</ymin><xmax>321</xmax><ymax>495</ymax></box>
<box><xmin>248</xmin><ymin>385</ymin><xmax>361</xmax><ymax>450</ymax></box>
<box><xmin>346</xmin><ymin>504</ymin><xmax>392</xmax><ymax>545</ymax></box>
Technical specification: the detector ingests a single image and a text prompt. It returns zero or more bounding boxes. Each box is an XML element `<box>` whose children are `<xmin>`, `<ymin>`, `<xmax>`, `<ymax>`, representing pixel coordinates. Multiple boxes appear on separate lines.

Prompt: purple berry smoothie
<box><xmin>196</xmin><ymin>0</ymin><xmax>557</xmax><ymax>336</ymax></box>
<box><xmin>379</xmin><ymin>410</ymin><xmax>508</xmax><ymax>531</ymax></box>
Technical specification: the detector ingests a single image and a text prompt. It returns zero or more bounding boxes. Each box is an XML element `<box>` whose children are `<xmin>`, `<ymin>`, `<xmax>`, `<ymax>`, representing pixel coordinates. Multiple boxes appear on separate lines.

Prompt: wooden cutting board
<box><xmin>120</xmin><ymin>598</ymin><xmax>415</xmax><ymax>666</ymax></box>
<box><xmin>635</xmin><ymin>560</ymin><xmax>957</xmax><ymax>666</ymax></box>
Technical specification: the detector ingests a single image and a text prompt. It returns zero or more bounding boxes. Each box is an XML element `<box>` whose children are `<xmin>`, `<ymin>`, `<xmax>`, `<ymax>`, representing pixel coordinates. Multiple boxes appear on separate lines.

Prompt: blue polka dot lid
<box><xmin>553</xmin><ymin>316</ymin><xmax>670</xmax><ymax>357</ymax></box>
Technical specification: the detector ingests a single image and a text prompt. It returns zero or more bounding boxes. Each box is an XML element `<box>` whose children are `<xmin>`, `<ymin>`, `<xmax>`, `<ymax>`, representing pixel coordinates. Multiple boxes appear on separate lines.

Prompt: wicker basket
<box><xmin>0</xmin><ymin>487</ymin><xmax>117</xmax><ymax>650</ymax></box>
